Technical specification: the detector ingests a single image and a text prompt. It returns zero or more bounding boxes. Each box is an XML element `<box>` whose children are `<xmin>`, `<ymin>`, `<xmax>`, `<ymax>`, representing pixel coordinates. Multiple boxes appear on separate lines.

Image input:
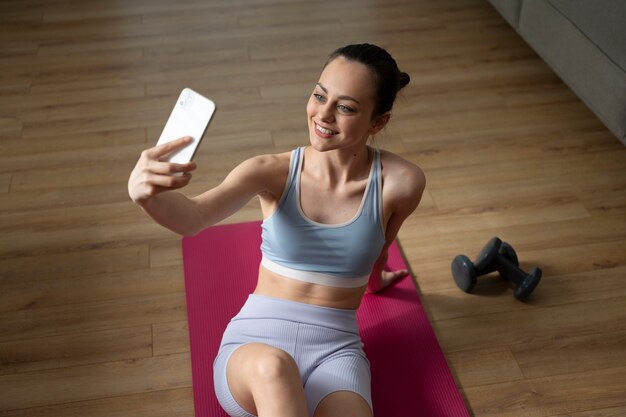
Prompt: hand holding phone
<box><xmin>128</xmin><ymin>89</ymin><xmax>216</xmax><ymax>204</ymax></box>
<box><xmin>156</xmin><ymin>88</ymin><xmax>216</xmax><ymax>164</ymax></box>
<box><xmin>128</xmin><ymin>137</ymin><xmax>197</xmax><ymax>204</ymax></box>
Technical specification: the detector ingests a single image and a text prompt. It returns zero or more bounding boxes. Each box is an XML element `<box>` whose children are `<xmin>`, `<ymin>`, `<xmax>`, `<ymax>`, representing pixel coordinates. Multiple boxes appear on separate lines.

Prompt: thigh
<box><xmin>304</xmin><ymin>351</ymin><xmax>372</xmax><ymax>417</ymax></box>
<box><xmin>314</xmin><ymin>391</ymin><xmax>373</xmax><ymax>417</ymax></box>
<box><xmin>214</xmin><ymin>343</ymin><xmax>259</xmax><ymax>417</ymax></box>
<box><xmin>213</xmin><ymin>307</ymin><xmax>302</xmax><ymax>416</ymax></box>
<box><xmin>214</xmin><ymin>342</ymin><xmax>300</xmax><ymax>417</ymax></box>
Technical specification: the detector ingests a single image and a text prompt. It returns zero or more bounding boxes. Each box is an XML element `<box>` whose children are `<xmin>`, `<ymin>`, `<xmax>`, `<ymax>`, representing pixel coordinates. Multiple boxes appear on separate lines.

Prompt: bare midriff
<box><xmin>254</xmin><ymin>264</ymin><xmax>367</xmax><ymax>310</ymax></box>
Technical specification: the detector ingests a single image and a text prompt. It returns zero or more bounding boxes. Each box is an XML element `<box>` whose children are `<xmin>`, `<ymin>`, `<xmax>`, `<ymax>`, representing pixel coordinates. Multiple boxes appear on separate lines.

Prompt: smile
<box><xmin>315</xmin><ymin>122</ymin><xmax>338</xmax><ymax>135</ymax></box>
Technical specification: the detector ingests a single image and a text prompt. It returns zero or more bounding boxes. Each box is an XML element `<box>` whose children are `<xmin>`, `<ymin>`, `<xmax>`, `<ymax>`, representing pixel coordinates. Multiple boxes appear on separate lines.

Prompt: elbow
<box><xmin>181</xmin><ymin>229</ymin><xmax>199</xmax><ymax>238</ymax></box>
<box><xmin>180</xmin><ymin>222</ymin><xmax>204</xmax><ymax>237</ymax></box>
<box><xmin>182</xmin><ymin>197</ymin><xmax>208</xmax><ymax>237</ymax></box>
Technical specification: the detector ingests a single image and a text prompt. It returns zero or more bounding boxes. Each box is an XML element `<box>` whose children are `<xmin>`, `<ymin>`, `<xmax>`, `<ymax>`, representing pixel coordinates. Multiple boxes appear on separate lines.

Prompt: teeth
<box><xmin>316</xmin><ymin>123</ymin><xmax>337</xmax><ymax>135</ymax></box>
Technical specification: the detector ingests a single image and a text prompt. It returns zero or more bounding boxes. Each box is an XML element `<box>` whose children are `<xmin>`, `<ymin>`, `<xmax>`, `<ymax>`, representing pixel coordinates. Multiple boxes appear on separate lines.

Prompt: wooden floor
<box><xmin>1</xmin><ymin>0</ymin><xmax>625</xmax><ymax>415</ymax></box>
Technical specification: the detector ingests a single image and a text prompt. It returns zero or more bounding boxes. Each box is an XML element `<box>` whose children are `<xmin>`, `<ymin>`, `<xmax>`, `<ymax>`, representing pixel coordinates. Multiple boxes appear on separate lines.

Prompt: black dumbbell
<box><xmin>451</xmin><ymin>237</ymin><xmax>541</xmax><ymax>301</ymax></box>
<box><xmin>451</xmin><ymin>237</ymin><xmax>517</xmax><ymax>292</ymax></box>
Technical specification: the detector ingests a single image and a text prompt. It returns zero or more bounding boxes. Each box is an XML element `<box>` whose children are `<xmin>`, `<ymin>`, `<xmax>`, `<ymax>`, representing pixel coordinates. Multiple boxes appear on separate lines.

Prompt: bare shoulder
<box><xmin>379</xmin><ymin>149</ymin><xmax>426</xmax><ymax>202</ymax></box>
<box><xmin>237</xmin><ymin>151</ymin><xmax>292</xmax><ymax>198</ymax></box>
<box><xmin>242</xmin><ymin>151</ymin><xmax>291</xmax><ymax>174</ymax></box>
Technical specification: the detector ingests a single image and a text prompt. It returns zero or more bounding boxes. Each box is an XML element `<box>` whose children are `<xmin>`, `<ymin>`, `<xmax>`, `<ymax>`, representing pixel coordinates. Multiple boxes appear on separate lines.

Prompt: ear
<box><xmin>370</xmin><ymin>112</ymin><xmax>391</xmax><ymax>135</ymax></box>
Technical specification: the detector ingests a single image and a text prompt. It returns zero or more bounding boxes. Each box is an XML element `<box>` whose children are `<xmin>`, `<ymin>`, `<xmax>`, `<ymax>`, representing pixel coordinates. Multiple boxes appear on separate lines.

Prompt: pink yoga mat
<box><xmin>182</xmin><ymin>221</ymin><xmax>469</xmax><ymax>417</ymax></box>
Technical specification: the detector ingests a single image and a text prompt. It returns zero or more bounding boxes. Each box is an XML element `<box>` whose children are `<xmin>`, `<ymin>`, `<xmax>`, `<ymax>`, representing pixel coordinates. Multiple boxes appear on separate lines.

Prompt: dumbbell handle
<box><xmin>475</xmin><ymin>263</ymin><xmax>497</xmax><ymax>277</ymax></box>
<box><xmin>492</xmin><ymin>253</ymin><xmax>527</xmax><ymax>284</ymax></box>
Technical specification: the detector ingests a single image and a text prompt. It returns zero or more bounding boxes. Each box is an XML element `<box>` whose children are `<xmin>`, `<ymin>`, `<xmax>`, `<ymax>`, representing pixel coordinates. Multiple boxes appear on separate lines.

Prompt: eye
<box><xmin>338</xmin><ymin>104</ymin><xmax>355</xmax><ymax>113</ymax></box>
<box><xmin>313</xmin><ymin>93</ymin><xmax>325</xmax><ymax>102</ymax></box>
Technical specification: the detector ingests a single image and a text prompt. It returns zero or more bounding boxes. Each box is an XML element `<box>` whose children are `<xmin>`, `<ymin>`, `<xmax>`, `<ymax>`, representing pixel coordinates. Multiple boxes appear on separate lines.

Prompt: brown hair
<box><xmin>326</xmin><ymin>43</ymin><xmax>410</xmax><ymax>118</ymax></box>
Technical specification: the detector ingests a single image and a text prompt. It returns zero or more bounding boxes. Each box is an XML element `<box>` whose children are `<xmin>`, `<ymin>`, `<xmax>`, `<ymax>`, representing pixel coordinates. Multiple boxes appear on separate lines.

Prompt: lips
<box><xmin>314</xmin><ymin>122</ymin><xmax>338</xmax><ymax>136</ymax></box>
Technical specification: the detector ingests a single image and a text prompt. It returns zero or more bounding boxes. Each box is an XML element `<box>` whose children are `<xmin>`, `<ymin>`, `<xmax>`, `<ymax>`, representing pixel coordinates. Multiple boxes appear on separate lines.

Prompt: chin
<box><xmin>308</xmin><ymin>133</ymin><xmax>337</xmax><ymax>152</ymax></box>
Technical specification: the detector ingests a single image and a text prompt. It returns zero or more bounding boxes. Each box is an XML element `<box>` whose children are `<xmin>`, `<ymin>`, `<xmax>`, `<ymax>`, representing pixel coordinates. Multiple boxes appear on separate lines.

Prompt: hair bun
<box><xmin>398</xmin><ymin>72</ymin><xmax>410</xmax><ymax>90</ymax></box>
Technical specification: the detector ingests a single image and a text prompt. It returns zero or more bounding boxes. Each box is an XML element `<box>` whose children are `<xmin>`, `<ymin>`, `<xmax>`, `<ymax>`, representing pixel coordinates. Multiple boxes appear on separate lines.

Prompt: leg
<box><xmin>314</xmin><ymin>391</ymin><xmax>373</xmax><ymax>417</ymax></box>
<box><xmin>225</xmin><ymin>343</ymin><xmax>309</xmax><ymax>417</ymax></box>
<box><xmin>304</xmin><ymin>351</ymin><xmax>372</xmax><ymax>417</ymax></box>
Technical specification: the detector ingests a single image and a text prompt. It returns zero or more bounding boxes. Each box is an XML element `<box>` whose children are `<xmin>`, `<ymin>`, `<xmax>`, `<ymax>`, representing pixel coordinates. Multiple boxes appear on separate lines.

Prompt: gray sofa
<box><xmin>487</xmin><ymin>0</ymin><xmax>626</xmax><ymax>145</ymax></box>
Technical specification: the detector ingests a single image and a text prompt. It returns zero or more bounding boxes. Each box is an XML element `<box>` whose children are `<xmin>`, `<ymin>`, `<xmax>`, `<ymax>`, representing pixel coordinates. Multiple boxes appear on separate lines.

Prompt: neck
<box><xmin>304</xmin><ymin>145</ymin><xmax>372</xmax><ymax>185</ymax></box>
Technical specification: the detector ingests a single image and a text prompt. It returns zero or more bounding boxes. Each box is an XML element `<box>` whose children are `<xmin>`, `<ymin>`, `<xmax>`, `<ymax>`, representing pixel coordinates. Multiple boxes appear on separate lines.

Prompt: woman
<box><xmin>128</xmin><ymin>44</ymin><xmax>425</xmax><ymax>417</ymax></box>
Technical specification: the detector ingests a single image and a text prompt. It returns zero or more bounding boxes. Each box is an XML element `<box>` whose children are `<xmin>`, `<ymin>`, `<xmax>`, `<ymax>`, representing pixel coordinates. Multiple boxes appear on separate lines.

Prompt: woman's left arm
<box><xmin>366</xmin><ymin>161</ymin><xmax>426</xmax><ymax>293</ymax></box>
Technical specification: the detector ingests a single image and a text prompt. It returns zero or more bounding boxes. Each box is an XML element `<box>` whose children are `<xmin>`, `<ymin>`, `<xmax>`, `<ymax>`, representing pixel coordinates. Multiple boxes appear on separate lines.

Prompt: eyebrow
<box><xmin>316</xmin><ymin>83</ymin><xmax>360</xmax><ymax>105</ymax></box>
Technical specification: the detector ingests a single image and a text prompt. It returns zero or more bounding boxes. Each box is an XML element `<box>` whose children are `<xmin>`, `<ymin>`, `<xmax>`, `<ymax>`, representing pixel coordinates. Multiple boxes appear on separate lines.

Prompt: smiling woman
<box><xmin>307</xmin><ymin>58</ymin><xmax>380</xmax><ymax>149</ymax></box>
<box><xmin>128</xmin><ymin>43</ymin><xmax>425</xmax><ymax>417</ymax></box>
<box><xmin>306</xmin><ymin>45</ymin><xmax>410</xmax><ymax>160</ymax></box>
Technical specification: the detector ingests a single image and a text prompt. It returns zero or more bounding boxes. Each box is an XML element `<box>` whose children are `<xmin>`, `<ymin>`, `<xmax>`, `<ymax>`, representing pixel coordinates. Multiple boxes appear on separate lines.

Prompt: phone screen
<box><xmin>156</xmin><ymin>88</ymin><xmax>216</xmax><ymax>164</ymax></box>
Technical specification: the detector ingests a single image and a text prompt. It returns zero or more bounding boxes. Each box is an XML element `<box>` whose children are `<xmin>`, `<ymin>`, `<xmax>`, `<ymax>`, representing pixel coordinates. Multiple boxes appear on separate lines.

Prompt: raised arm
<box><xmin>128</xmin><ymin>136</ymin><xmax>278</xmax><ymax>236</ymax></box>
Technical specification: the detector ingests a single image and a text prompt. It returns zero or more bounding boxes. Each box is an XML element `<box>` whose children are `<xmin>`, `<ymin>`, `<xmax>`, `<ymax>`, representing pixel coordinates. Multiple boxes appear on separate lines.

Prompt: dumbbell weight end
<box><xmin>451</xmin><ymin>255</ymin><xmax>477</xmax><ymax>293</ymax></box>
<box><xmin>513</xmin><ymin>267</ymin><xmax>542</xmax><ymax>301</ymax></box>
<box><xmin>493</xmin><ymin>253</ymin><xmax>542</xmax><ymax>301</ymax></box>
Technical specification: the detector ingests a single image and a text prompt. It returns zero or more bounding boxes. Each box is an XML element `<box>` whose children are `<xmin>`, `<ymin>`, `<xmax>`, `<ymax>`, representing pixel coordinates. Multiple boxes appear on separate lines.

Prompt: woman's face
<box><xmin>306</xmin><ymin>57</ymin><xmax>386</xmax><ymax>153</ymax></box>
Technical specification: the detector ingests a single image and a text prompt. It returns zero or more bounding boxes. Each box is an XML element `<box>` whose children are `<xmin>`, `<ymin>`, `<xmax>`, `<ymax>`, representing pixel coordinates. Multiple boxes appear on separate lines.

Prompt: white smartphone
<box><xmin>156</xmin><ymin>88</ymin><xmax>216</xmax><ymax>164</ymax></box>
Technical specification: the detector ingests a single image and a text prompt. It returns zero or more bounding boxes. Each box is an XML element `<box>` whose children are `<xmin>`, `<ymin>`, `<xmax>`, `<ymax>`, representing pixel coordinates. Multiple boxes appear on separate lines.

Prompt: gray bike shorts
<box><xmin>213</xmin><ymin>293</ymin><xmax>372</xmax><ymax>417</ymax></box>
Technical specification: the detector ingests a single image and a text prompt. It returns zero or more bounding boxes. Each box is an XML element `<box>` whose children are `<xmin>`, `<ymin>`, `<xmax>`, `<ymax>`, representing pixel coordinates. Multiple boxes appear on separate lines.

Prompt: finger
<box><xmin>146</xmin><ymin>136</ymin><xmax>193</xmax><ymax>159</ymax></box>
<box><xmin>148</xmin><ymin>159</ymin><xmax>196</xmax><ymax>175</ymax></box>
<box><xmin>149</xmin><ymin>172</ymin><xmax>193</xmax><ymax>189</ymax></box>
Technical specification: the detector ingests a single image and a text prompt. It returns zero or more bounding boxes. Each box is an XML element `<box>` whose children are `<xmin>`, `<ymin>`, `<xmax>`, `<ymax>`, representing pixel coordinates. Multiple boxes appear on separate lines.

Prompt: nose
<box><xmin>318</xmin><ymin>102</ymin><xmax>334</xmax><ymax>123</ymax></box>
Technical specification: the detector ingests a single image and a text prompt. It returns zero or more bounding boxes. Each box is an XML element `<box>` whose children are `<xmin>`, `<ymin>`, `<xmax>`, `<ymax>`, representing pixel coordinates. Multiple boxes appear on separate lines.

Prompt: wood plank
<box><xmin>419</xmin><ymin>266</ymin><xmax>626</xmax><ymax>320</ymax></box>
<box><xmin>0</xmin><ymin>76</ymin><xmax>30</xmax><ymax>95</ymax></box>
<box><xmin>410</xmin><ymin>196</ymin><xmax>590</xmax><ymax>238</ymax></box>
<box><xmin>432</xmin><ymin>297</ymin><xmax>626</xmax><ymax>353</ymax></box>
<box><xmin>422</xmin><ymin>148</ymin><xmax>626</xmax><ymax>195</ymax></box>
<box><xmin>0</xmin><ymin>352</ymin><xmax>192</xmax><ymax>410</ymax></box>
<box><xmin>145</xmin><ymin>84</ymin><xmax>261</xmax><ymax>108</ymax></box>
<box><xmin>0</xmin><ymin>83</ymin><xmax>145</xmax><ymax>117</ymax></box>
<box><xmin>577</xmin><ymin>183</ymin><xmax>626</xmax><ymax>216</ymax></box>
<box><xmin>0</xmin><ymin>130</ymin><xmax>269</xmax><ymax>177</ymax></box>
<box><xmin>10</xmin><ymin>162</ymin><xmax>141</xmax><ymax>191</ymax></box>
<box><xmin>39</xmin><ymin>1</ymin><xmax>247</xmax><ymax>23</ymax></box>
<box><xmin>0</xmin><ymin>181</ymin><xmax>133</xmax><ymax>216</ymax></box>
<box><xmin>15</xmin><ymin>95</ymin><xmax>173</xmax><ymax>125</ymax></box>
<box><xmin>0</xmin><ymin>243</ymin><xmax>149</xmax><ymax>285</ymax></box>
<box><xmin>511</xmin><ymin>329</ymin><xmax>626</xmax><ymax>380</ymax></box>
<box><xmin>414</xmin><ymin>238</ymin><xmax>626</xmax><ymax>294</ymax></box>
<box><xmin>0</xmin><ymin>128</ymin><xmax>146</xmax><ymax>156</ymax></box>
<box><xmin>0</xmin><ymin>201</ymin><xmax>144</xmax><ymax>235</ymax></box>
<box><xmin>400</xmin><ymin>214</ymin><xmax>626</xmax><ymax>266</ymax></box>
<box><xmin>0</xmin><ymin>116</ymin><xmax>22</xmax><ymax>139</ymax></box>
<box><xmin>238</xmin><ymin>0</ymin><xmax>435</xmax><ymax>29</ymax></box>
<box><xmin>548</xmin><ymin>405</ymin><xmax>626</xmax><ymax>417</ymax></box>
<box><xmin>34</xmin><ymin>20</ymin><xmax>343</xmax><ymax>58</ymax></box>
<box><xmin>0</xmin><ymin>388</ymin><xmax>194</xmax><ymax>417</ymax></box>
<box><xmin>153</xmin><ymin>321</ymin><xmax>189</xmax><ymax>356</ymax></box>
<box><xmin>446</xmin><ymin>346</ymin><xmax>524</xmax><ymax>388</ymax></box>
<box><xmin>0</xmin><ymin>293</ymin><xmax>187</xmax><ymax>343</ymax></box>
<box><xmin>0</xmin><ymin>173</ymin><xmax>11</xmax><ymax>193</ymax></box>
<box><xmin>0</xmin><ymin>220</ymin><xmax>172</xmax><ymax>263</ymax></box>
<box><xmin>0</xmin><ymin>326</ymin><xmax>152</xmax><ymax>375</ymax></box>
<box><xmin>0</xmin><ymin>48</ymin><xmax>144</xmax><ymax>79</ymax></box>
<box><xmin>150</xmin><ymin>238</ymin><xmax>184</xmax><ymax>268</ymax></box>
<box><xmin>0</xmin><ymin>264</ymin><xmax>184</xmax><ymax>313</ymax></box>
<box><xmin>464</xmin><ymin>366</ymin><xmax>626</xmax><ymax>417</ymax></box>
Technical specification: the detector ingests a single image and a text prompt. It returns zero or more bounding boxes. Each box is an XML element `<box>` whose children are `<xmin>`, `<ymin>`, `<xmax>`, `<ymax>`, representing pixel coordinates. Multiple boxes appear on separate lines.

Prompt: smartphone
<box><xmin>156</xmin><ymin>88</ymin><xmax>216</xmax><ymax>164</ymax></box>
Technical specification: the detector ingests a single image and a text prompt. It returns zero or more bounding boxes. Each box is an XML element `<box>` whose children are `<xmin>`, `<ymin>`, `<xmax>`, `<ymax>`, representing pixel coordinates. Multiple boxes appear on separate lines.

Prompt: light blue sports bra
<box><xmin>260</xmin><ymin>147</ymin><xmax>386</xmax><ymax>288</ymax></box>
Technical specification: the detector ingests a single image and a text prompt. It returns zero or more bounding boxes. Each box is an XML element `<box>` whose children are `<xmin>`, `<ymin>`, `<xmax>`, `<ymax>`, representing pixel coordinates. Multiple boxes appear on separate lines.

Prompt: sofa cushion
<box><xmin>519</xmin><ymin>0</ymin><xmax>626</xmax><ymax>143</ymax></box>
<box><xmin>550</xmin><ymin>0</ymin><xmax>626</xmax><ymax>72</ymax></box>
<box><xmin>487</xmin><ymin>0</ymin><xmax>523</xmax><ymax>27</ymax></box>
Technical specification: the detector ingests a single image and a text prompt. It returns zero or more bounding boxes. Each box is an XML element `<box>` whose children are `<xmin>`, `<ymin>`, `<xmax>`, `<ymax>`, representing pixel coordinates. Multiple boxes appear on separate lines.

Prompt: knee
<box><xmin>252</xmin><ymin>346</ymin><xmax>299</xmax><ymax>382</ymax></box>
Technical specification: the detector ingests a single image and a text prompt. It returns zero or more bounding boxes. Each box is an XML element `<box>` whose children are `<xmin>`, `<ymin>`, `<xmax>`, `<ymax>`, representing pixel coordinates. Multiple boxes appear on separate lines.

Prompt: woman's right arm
<box><xmin>128</xmin><ymin>136</ymin><xmax>275</xmax><ymax>236</ymax></box>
